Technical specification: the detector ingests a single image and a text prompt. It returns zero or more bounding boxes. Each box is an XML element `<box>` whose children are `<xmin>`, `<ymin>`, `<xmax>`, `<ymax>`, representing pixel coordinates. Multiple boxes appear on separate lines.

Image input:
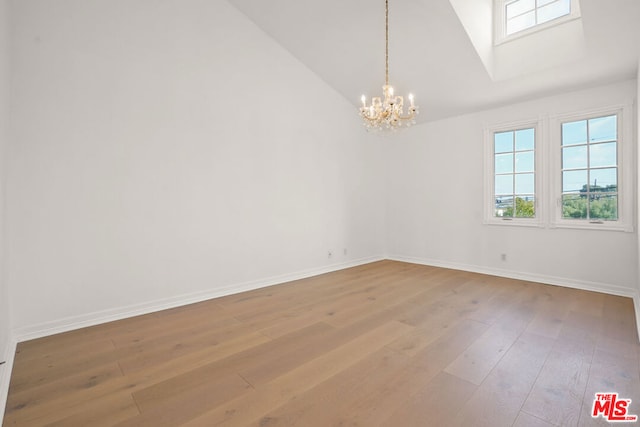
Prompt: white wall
<box><xmin>3</xmin><ymin>1</ymin><xmax>638</xmax><ymax>345</ymax></box>
<box><xmin>0</xmin><ymin>0</ymin><xmax>9</xmax><ymax>360</ymax></box>
<box><xmin>636</xmin><ymin>62</ymin><xmax>640</xmax><ymax>338</ymax></box>
<box><xmin>386</xmin><ymin>80</ymin><xmax>638</xmax><ymax>297</ymax></box>
<box><xmin>6</xmin><ymin>0</ymin><xmax>384</xmax><ymax>337</ymax></box>
<box><xmin>0</xmin><ymin>0</ymin><xmax>10</xmax><ymax>420</ymax></box>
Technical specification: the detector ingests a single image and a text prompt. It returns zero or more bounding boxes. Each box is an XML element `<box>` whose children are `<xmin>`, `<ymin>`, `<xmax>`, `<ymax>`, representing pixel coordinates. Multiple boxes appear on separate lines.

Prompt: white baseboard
<box><xmin>634</xmin><ymin>291</ymin><xmax>640</xmax><ymax>343</ymax></box>
<box><xmin>12</xmin><ymin>255</ymin><xmax>385</xmax><ymax>343</ymax></box>
<box><xmin>12</xmin><ymin>253</ymin><xmax>631</xmax><ymax>344</ymax></box>
<box><xmin>387</xmin><ymin>254</ymin><xmax>637</xmax><ymax>299</ymax></box>
<box><xmin>0</xmin><ymin>336</ymin><xmax>17</xmax><ymax>427</ymax></box>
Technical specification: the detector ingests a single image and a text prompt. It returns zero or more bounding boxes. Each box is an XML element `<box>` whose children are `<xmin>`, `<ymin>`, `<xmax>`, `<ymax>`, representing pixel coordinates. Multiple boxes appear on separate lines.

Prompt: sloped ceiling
<box><xmin>227</xmin><ymin>0</ymin><xmax>640</xmax><ymax>123</ymax></box>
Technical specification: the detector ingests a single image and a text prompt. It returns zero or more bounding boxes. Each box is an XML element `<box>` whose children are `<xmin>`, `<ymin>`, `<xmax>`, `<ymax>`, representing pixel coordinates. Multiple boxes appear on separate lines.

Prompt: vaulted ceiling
<box><xmin>228</xmin><ymin>0</ymin><xmax>640</xmax><ymax>122</ymax></box>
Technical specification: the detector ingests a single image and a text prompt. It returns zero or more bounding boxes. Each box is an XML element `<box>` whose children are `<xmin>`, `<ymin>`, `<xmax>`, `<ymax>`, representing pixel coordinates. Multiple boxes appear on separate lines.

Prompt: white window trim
<box><xmin>494</xmin><ymin>0</ymin><xmax>582</xmax><ymax>46</ymax></box>
<box><xmin>549</xmin><ymin>104</ymin><xmax>634</xmax><ymax>232</ymax></box>
<box><xmin>483</xmin><ymin>118</ymin><xmax>545</xmax><ymax>227</ymax></box>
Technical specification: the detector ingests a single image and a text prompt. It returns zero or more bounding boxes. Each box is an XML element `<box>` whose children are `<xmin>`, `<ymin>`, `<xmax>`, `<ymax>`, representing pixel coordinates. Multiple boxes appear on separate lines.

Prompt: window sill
<box><xmin>484</xmin><ymin>218</ymin><xmax>544</xmax><ymax>228</ymax></box>
<box><xmin>549</xmin><ymin>221</ymin><xmax>633</xmax><ymax>233</ymax></box>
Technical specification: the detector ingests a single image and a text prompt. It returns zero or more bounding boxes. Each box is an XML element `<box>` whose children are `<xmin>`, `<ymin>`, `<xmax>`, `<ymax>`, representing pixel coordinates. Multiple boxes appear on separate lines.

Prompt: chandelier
<box><xmin>360</xmin><ymin>0</ymin><xmax>418</xmax><ymax>131</ymax></box>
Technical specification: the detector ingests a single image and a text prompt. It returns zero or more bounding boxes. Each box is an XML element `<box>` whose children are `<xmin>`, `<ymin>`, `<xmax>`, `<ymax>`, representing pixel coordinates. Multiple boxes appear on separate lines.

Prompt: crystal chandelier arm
<box><xmin>388</xmin><ymin>96</ymin><xmax>417</xmax><ymax>121</ymax></box>
<box><xmin>393</xmin><ymin>109</ymin><xmax>417</xmax><ymax>121</ymax></box>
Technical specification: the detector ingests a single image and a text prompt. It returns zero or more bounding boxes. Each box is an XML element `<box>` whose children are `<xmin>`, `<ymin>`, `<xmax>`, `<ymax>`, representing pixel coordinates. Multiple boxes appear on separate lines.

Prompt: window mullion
<box><xmin>586</xmin><ymin>122</ymin><xmax>591</xmax><ymax>219</ymax></box>
<box><xmin>512</xmin><ymin>135</ymin><xmax>517</xmax><ymax>217</ymax></box>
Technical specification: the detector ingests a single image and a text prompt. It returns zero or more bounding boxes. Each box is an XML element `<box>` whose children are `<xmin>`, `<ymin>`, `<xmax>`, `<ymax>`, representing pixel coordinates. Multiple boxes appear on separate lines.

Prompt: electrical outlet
<box><xmin>501</xmin><ymin>253</ymin><xmax>507</xmax><ymax>261</ymax></box>
<box><xmin>328</xmin><ymin>251</ymin><xmax>333</xmax><ymax>259</ymax></box>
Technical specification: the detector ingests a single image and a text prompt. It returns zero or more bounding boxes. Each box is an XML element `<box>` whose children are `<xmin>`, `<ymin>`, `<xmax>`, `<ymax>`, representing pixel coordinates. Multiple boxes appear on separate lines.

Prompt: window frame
<box><xmin>549</xmin><ymin>105</ymin><xmax>634</xmax><ymax>232</ymax></box>
<box><xmin>494</xmin><ymin>0</ymin><xmax>581</xmax><ymax>45</ymax></box>
<box><xmin>483</xmin><ymin>118</ymin><xmax>544</xmax><ymax>227</ymax></box>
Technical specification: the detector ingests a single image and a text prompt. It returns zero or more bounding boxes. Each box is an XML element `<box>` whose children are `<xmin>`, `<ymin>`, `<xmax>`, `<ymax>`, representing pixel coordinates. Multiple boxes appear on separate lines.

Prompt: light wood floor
<box><xmin>3</xmin><ymin>260</ymin><xmax>640</xmax><ymax>426</ymax></box>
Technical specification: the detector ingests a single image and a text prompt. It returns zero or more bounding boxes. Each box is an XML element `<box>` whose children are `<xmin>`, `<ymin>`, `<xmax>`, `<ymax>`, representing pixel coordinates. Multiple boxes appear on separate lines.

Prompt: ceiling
<box><xmin>227</xmin><ymin>0</ymin><xmax>640</xmax><ymax>123</ymax></box>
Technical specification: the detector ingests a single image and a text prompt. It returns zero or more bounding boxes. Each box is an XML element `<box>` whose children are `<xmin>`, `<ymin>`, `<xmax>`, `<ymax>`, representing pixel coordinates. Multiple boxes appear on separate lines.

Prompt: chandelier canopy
<box><xmin>360</xmin><ymin>0</ymin><xmax>418</xmax><ymax>131</ymax></box>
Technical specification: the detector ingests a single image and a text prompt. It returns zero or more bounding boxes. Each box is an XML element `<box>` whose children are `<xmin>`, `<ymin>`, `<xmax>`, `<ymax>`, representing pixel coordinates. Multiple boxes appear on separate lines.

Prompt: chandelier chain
<box><xmin>385</xmin><ymin>0</ymin><xmax>389</xmax><ymax>86</ymax></box>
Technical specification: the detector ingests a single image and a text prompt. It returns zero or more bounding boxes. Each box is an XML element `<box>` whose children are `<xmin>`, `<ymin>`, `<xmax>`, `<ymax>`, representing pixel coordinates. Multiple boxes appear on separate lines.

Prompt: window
<box><xmin>551</xmin><ymin>105</ymin><xmax>633</xmax><ymax>232</ymax></box>
<box><xmin>494</xmin><ymin>0</ymin><xmax>580</xmax><ymax>44</ymax></box>
<box><xmin>495</xmin><ymin>128</ymin><xmax>536</xmax><ymax>218</ymax></box>
<box><xmin>484</xmin><ymin>121</ymin><xmax>542</xmax><ymax>226</ymax></box>
<box><xmin>561</xmin><ymin>114</ymin><xmax>618</xmax><ymax>221</ymax></box>
<box><xmin>505</xmin><ymin>0</ymin><xmax>571</xmax><ymax>36</ymax></box>
<box><xmin>485</xmin><ymin>104</ymin><xmax>633</xmax><ymax>232</ymax></box>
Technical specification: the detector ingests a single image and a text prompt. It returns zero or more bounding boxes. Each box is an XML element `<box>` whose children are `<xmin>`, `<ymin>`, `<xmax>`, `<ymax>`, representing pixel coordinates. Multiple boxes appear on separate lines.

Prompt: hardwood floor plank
<box><xmin>454</xmin><ymin>332</ymin><xmax>555</xmax><ymax>427</ymax></box>
<box><xmin>5</xmin><ymin>362</ymin><xmax>124</xmax><ymax>419</ymax></box>
<box><xmin>320</xmin><ymin>274</ymin><xmax>437</xmax><ymax>328</ymax></box>
<box><xmin>443</xmin><ymin>292</ymin><xmax>541</xmax><ymax>386</ymax></box>
<box><xmin>368</xmin><ymin>275</ymin><xmax>469</xmax><ymax>322</ymax></box>
<box><xmin>385</xmin><ymin>302</ymin><xmax>463</xmax><ymax>357</ymax></box>
<box><xmin>133</xmin><ymin>372</ymin><xmax>252</xmax><ymax>415</ymax></box>
<box><xmin>12</xmin><ymin>337</ymin><xmax>117</xmax><ymax>367</ymax></box>
<box><xmin>4</xmin><ymin>332</ymin><xmax>271</xmax><ymax>425</ymax></box>
<box><xmin>35</xmin><ymin>393</ymin><xmax>139</xmax><ymax>427</ymax></box>
<box><xmin>257</xmin><ymin>310</ymin><xmax>331</xmax><ymax>339</ymax></box>
<box><xmin>116</xmin><ymin>317</ymin><xmax>259</xmax><ymax>374</ymax></box>
<box><xmin>379</xmin><ymin>371</ymin><xmax>477</xmax><ymax>427</ymax></box>
<box><xmin>216</xmin><ymin>261</ymin><xmax>405</xmax><ymax>319</ymax></box>
<box><xmin>443</xmin><ymin>324</ymin><xmax>520</xmax><ymax>385</ymax></box>
<box><xmin>179</xmin><ymin>320</ymin><xmax>414</xmax><ymax>426</ymax></box>
<box><xmin>466</xmin><ymin>279</ymin><xmax>529</xmax><ymax>325</ymax></box>
<box><xmin>335</xmin><ymin>319</ymin><xmax>490</xmax><ymax>427</ymax></box>
<box><xmin>513</xmin><ymin>412</ymin><xmax>556</xmax><ymax>427</ymax></box>
<box><xmin>554</xmin><ymin>321</ymin><xmax>598</xmax><ymax>361</ymax></box>
<box><xmin>596</xmin><ymin>335</ymin><xmax>639</xmax><ymax>360</ymax></box>
<box><xmin>10</xmin><ymin>308</ymin><xmax>244</xmax><ymax>394</ymax></box>
<box><xmin>14</xmin><ymin>297</ymin><xmax>237</xmax><ymax>362</ymax></box>
<box><xmin>243</xmin><ymin>347</ymin><xmax>410</xmax><ymax>427</ymax></box>
<box><xmin>524</xmin><ymin>305</ymin><xmax>569</xmax><ymax>339</ymax></box>
<box><xmin>521</xmin><ymin>348</ymin><xmax>592</xmax><ymax>426</ymax></box>
<box><xmin>108</xmin><ymin>306</ymin><xmax>241</xmax><ymax>349</ymax></box>
<box><xmin>129</xmin><ymin>322</ymin><xmax>335</xmax><ymax>407</ymax></box>
<box><xmin>221</xmin><ymin>268</ymin><xmax>405</xmax><ymax>332</ymax></box>
<box><xmin>570</xmin><ymin>290</ymin><xmax>605</xmax><ymax>318</ymax></box>
<box><xmin>119</xmin><ymin>373</ymin><xmax>253</xmax><ymax>426</ymax></box>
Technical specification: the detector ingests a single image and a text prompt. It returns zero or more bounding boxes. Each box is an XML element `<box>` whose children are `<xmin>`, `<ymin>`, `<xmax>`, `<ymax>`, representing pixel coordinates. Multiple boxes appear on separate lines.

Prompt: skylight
<box><xmin>505</xmin><ymin>0</ymin><xmax>571</xmax><ymax>36</ymax></box>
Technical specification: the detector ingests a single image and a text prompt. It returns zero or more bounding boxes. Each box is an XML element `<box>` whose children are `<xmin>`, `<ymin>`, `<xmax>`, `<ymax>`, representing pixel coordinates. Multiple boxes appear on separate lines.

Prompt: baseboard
<box><xmin>634</xmin><ymin>290</ymin><xmax>640</xmax><ymax>343</ymax></box>
<box><xmin>387</xmin><ymin>254</ymin><xmax>637</xmax><ymax>299</ymax></box>
<box><xmin>8</xmin><ymin>253</ymin><xmax>639</xmax><ymax>343</ymax></box>
<box><xmin>0</xmin><ymin>336</ymin><xmax>17</xmax><ymax>426</ymax></box>
<box><xmin>12</xmin><ymin>255</ymin><xmax>385</xmax><ymax>343</ymax></box>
